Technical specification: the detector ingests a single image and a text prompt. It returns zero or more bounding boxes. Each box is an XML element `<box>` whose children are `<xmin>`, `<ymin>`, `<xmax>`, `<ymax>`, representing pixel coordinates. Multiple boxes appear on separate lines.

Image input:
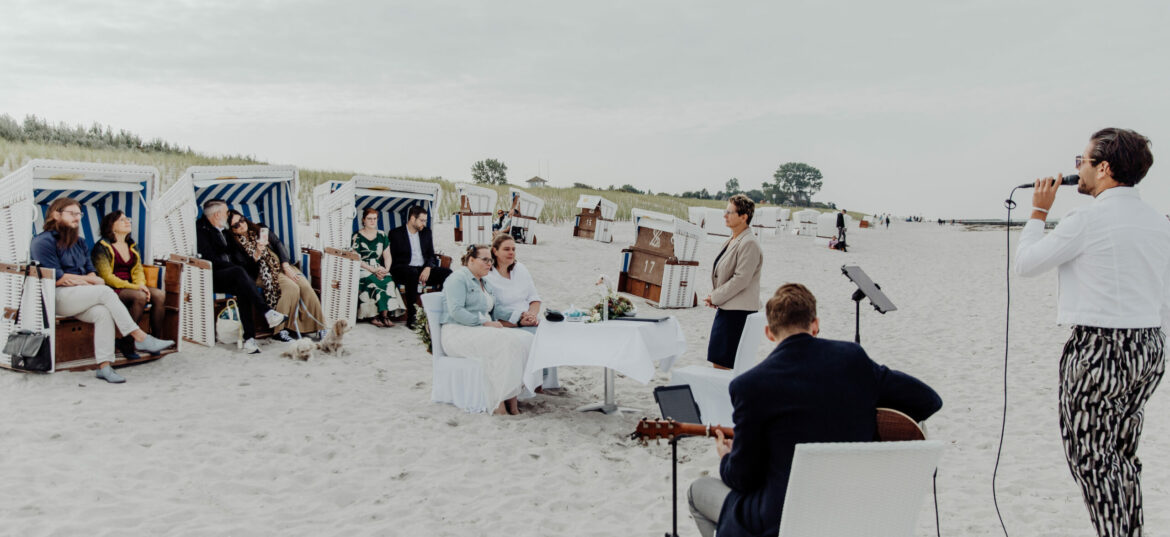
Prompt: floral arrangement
<box><xmin>587</xmin><ymin>275</ymin><xmax>637</xmax><ymax>323</ymax></box>
<box><xmin>413</xmin><ymin>304</ymin><xmax>431</xmax><ymax>353</ymax></box>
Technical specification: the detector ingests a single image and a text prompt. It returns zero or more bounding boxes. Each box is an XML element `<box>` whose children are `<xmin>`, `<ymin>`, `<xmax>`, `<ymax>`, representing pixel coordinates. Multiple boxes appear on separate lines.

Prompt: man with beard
<box><xmin>30</xmin><ymin>198</ymin><xmax>174</xmax><ymax>383</ymax></box>
<box><xmin>389</xmin><ymin>205</ymin><xmax>452</xmax><ymax>328</ymax></box>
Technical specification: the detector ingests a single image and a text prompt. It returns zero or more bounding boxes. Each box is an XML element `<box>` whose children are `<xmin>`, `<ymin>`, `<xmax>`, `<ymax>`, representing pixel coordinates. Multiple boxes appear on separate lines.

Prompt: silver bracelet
<box><xmin>1031</xmin><ymin>207</ymin><xmax>1049</xmax><ymax>214</ymax></box>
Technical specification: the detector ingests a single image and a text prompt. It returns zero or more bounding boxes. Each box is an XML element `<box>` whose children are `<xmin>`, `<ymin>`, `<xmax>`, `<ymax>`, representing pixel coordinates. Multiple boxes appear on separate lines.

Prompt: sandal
<box><xmin>380</xmin><ymin>313</ymin><xmax>395</xmax><ymax>328</ymax></box>
<box><xmin>370</xmin><ymin>317</ymin><xmax>387</xmax><ymax>328</ymax></box>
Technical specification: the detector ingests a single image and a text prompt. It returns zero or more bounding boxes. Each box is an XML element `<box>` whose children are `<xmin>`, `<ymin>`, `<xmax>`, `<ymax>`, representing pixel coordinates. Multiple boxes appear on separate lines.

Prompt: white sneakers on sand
<box><xmin>264</xmin><ymin>310</ymin><xmax>287</xmax><ymax>328</ymax></box>
<box><xmin>242</xmin><ymin>338</ymin><xmax>261</xmax><ymax>354</ymax></box>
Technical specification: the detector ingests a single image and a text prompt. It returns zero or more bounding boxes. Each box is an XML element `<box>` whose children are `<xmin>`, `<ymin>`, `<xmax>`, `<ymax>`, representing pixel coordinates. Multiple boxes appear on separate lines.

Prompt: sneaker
<box><xmin>96</xmin><ymin>365</ymin><xmax>126</xmax><ymax>384</ymax></box>
<box><xmin>242</xmin><ymin>338</ymin><xmax>261</xmax><ymax>354</ymax></box>
<box><xmin>134</xmin><ymin>334</ymin><xmax>175</xmax><ymax>355</ymax></box>
<box><xmin>264</xmin><ymin>310</ymin><xmax>288</xmax><ymax>328</ymax></box>
<box><xmin>115</xmin><ymin>336</ymin><xmax>141</xmax><ymax>360</ymax></box>
<box><xmin>307</xmin><ymin>329</ymin><xmax>327</xmax><ymax>342</ymax></box>
<box><xmin>274</xmin><ymin>329</ymin><xmax>295</xmax><ymax>342</ymax></box>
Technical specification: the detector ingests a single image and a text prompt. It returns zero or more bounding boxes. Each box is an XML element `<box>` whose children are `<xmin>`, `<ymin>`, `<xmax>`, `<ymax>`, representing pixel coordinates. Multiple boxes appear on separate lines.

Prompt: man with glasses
<box><xmin>195</xmin><ymin>199</ymin><xmax>286</xmax><ymax>354</ymax></box>
<box><xmin>30</xmin><ymin>198</ymin><xmax>174</xmax><ymax>383</ymax></box>
<box><xmin>1016</xmin><ymin>128</ymin><xmax>1170</xmax><ymax>537</ymax></box>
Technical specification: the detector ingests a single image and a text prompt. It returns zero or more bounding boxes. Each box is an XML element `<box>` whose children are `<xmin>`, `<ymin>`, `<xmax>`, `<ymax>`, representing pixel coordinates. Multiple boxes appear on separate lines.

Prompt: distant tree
<box><xmin>572</xmin><ymin>182</ymin><xmax>595</xmax><ymax>190</ymax></box>
<box><xmin>724</xmin><ymin>178</ymin><xmax>741</xmax><ymax>196</ymax></box>
<box><xmin>470</xmin><ymin>159</ymin><xmax>508</xmax><ymax>185</ymax></box>
<box><xmin>771</xmin><ymin>162</ymin><xmax>823</xmax><ymax>207</ymax></box>
<box><xmin>618</xmin><ymin>184</ymin><xmax>643</xmax><ymax>194</ymax></box>
<box><xmin>744</xmin><ymin>189</ymin><xmax>766</xmax><ymax>203</ymax></box>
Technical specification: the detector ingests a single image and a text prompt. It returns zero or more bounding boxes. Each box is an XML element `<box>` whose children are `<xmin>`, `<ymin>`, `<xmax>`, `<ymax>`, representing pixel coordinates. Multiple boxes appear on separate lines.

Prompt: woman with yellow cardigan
<box><xmin>91</xmin><ymin>211</ymin><xmax>167</xmax><ymax>348</ymax></box>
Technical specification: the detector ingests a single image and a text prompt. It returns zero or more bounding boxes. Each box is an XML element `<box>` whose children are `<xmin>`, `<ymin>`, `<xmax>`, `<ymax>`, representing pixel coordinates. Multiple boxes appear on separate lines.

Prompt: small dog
<box><xmin>317</xmin><ymin>319</ymin><xmax>351</xmax><ymax>355</ymax></box>
<box><xmin>279</xmin><ymin>338</ymin><xmax>318</xmax><ymax>361</ymax></box>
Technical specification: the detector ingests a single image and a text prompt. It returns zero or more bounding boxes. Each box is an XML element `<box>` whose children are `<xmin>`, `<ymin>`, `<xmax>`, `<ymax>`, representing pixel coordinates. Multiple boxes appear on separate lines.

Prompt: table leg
<box><xmin>576</xmin><ymin>367</ymin><xmax>640</xmax><ymax>414</ymax></box>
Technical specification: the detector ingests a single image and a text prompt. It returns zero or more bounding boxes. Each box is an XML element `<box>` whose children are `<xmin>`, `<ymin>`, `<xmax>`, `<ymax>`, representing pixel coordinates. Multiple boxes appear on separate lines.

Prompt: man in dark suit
<box><xmin>835</xmin><ymin>209</ymin><xmax>847</xmax><ymax>242</ymax></box>
<box><xmin>195</xmin><ymin>199</ymin><xmax>285</xmax><ymax>354</ymax></box>
<box><xmin>388</xmin><ymin>205</ymin><xmax>452</xmax><ymax>327</ymax></box>
<box><xmin>688</xmin><ymin>283</ymin><xmax>942</xmax><ymax>537</ymax></box>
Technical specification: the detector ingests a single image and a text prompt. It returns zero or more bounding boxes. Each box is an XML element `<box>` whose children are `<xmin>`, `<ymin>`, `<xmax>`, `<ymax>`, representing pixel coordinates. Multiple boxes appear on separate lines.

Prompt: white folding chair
<box><xmin>668</xmin><ymin>312</ymin><xmax>767</xmax><ymax>426</ymax></box>
<box><xmin>778</xmin><ymin>440</ymin><xmax>944</xmax><ymax>537</ymax></box>
<box><xmin>420</xmin><ymin>292</ymin><xmax>492</xmax><ymax>413</ymax></box>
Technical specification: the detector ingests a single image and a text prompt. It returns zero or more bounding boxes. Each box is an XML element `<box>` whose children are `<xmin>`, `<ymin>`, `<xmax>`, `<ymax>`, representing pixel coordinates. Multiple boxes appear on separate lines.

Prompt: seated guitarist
<box><xmin>688</xmin><ymin>283</ymin><xmax>943</xmax><ymax>537</ymax></box>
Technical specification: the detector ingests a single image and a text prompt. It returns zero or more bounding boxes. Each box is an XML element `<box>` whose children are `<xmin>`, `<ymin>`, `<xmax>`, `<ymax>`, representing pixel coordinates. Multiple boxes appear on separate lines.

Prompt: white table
<box><xmin>524</xmin><ymin>317</ymin><xmax>687</xmax><ymax>414</ymax></box>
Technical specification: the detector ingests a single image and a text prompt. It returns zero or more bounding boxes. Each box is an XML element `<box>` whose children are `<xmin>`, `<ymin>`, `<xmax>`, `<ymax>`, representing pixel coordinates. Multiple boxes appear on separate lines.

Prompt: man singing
<box><xmin>688</xmin><ymin>283</ymin><xmax>941</xmax><ymax>537</ymax></box>
<box><xmin>1016</xmin><ymin>128</ymin><xmax>1170</xmax><ymax>537</ymax></box>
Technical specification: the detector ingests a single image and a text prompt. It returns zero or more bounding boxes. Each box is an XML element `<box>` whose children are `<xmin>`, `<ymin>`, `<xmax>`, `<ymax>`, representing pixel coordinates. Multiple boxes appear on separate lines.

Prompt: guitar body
<box><xmin>633</xmin><ymin>408</ymin><xmax>926</xmax><ymax>443</ymax></box>
<box><xmin>874</xmin><ymin>408</ymin><xmax>926</xmax><ymax>441</ymax></box>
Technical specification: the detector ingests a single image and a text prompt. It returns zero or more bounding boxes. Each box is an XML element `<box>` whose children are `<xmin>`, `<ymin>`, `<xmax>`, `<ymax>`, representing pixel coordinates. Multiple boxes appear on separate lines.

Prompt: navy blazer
<box><xmin>388</xmin><ymin>225</ymin><xmax>440</xmax><ymax>271</ymax></box>
<box><xmin>716</xmin><ymin>333</ymin><xmax>942</xmax><ymax>537</ymax></box>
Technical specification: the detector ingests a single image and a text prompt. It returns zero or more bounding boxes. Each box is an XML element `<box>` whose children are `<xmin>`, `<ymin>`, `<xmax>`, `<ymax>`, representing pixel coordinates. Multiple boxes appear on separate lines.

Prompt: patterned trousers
<box><xmin>1059</xmin><ymin>326</ymin><xmax>1165</xmax><ymax>537</ymax></box>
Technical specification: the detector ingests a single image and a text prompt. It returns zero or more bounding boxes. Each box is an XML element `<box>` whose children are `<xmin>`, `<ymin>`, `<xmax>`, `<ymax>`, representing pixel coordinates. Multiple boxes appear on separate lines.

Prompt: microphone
<box><xmin>1017</xmin><ymin>174</ymin><xmax>1079</xmax><ymax>189</ymax></box>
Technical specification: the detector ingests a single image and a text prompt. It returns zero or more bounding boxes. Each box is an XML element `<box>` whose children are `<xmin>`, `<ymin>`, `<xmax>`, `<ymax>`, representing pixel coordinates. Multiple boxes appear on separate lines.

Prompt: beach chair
<box><xmin>794</xmin><ymin>209</ymin><xmax>820</xmax><ymax>236</ymax></box>
<box><xmin>631</xmin><ymin>208</ymin><xmax>675</xmax><ymax>230</ymax></box>
<box><xmin>687</xmin><ymin>206</ymin><xmax>729</xmax><ymax>239</ymax></box>
<box><xmin>0</xmin><ymin>159</ymin><xmax>180</xmax><ymax>372</ymax></box>
<box><xmin>453</xmin><ymin>183</ymin><xmax>497</xmax><ymax>244</ymax></box>
<box><xmin>314</xmin><ymin>175</ymin><xmax>444</xmax><ymax>326</ymax></box>
<box><xmin>668</xmin><ymin>312</ymin><xmax>766</xmax><ymax>426</ymax></box>
<box><xmin>421</xmin><ymin>292</ymin><xmax>494</xmax><ymax>413</ymax></box>
<box><xmin>778</xmin><ymin>440</ymin><xmax>944</xmax><ymax>537</ymax></box>
<box><xmin>508</xmin><ymin>187</ymin><xmax>544</xmax><ymax>244</ymax></box>
<box><xmin>572</xmin><ymin>195</ymin><xmax>617</xmax><ymax>243</ymax></box>
<box><xmin>618</xmin><ymin>213</ymin><xmax>702</xmax><ymax>309</ymax></box>
<box><xmin>752</xmin><ymin>207</ymin><xmax>780</xmax><ymax>237</ymax></box>
<box><xmin>154</xmin><ymin>165</ymin><xmax>302</xmax><ymax>342</ymax></box>
<box><xmin>777</xmin><ymin>208</ymin><xmax>791</xmax><ymax>233</ymax></box>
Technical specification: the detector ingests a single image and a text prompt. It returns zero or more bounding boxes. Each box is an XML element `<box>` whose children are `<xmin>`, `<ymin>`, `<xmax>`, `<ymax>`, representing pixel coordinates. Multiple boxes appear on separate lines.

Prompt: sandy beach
<box><xmin>2</xmin><ymin>219</ymin><xmax>1167</xmax><ymax>537</ymax></box>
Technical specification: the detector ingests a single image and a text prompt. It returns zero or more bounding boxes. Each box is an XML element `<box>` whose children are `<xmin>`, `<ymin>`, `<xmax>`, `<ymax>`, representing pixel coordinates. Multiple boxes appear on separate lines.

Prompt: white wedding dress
<box><xmin>441</xmin><ymin>289</ymin><xmax>534</xmax><ymax>411</ymax></box>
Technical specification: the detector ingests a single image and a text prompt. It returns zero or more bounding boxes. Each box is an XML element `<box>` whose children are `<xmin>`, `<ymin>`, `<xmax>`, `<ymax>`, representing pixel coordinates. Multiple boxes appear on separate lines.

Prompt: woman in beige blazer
<box><xmin>703</xmin><ymin>194</ymin><xmax>763</xmax><ymax>369</ymax></box>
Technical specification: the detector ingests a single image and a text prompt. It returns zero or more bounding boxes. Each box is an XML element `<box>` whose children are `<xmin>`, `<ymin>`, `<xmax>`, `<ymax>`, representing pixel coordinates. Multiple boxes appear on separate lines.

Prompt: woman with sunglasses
<box><xmin>440</xmin><ymin>244</ymin><xmax>535</xmax><ymax>415</ymax></box>
<box><xmin>91</xmin><ymin>210</ymin><xmax>167</xmax><ymax>354</ymax></box>
<box><xmin>352</xmin><ymin>208</ymin><xmax>406</xmax><ymax>328</ymax></box>
<box><xmin>226</xmin><ymin>210</ymin><xmax>327</xmax><ymax>341</ymax></box>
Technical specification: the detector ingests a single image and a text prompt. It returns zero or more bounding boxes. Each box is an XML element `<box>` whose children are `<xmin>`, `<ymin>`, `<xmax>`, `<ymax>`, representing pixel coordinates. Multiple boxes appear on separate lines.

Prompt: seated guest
<box><xmin>225</xmin><ymin>210</ymin><xmax>326</xmax><ymax>342</ymax></box>
<box><xmin>508</xmin><ymin>208</ymin><xmax>525</xmax><ymax>241</ymax></box>
<box><xmin>688</xmin><ymin>283</ymin><xmax>942</xmax><ymax>537</ymax></box>
<box><xmin>352</xmin><ymin>208</ymin><xmax>406</xmax><ymax>328</ymax></box>
<box><xmin>389</xmin><ymin>205</ymin><xmax>452</xmax><ymax>328</ymax></box>
<box><xmin>92</xmin><ymin>210</ymin><xmax>166</xmax><ymax>339</ymax></box>
<box><xmin>442</xmin><ymin>244</ymin><xmax>533</xmax><ymax>415</ymax></box>
<box><xmin>484</xmin><ymin>233</ymin><xmax>559</xmax><ymax>389</ymax></box>
<box><xmin>492</xmin><ymin>209</ymin><xmax>507</xmax><ymax>231</ymax></box>
<box><xmin>32</xmin><ymin>198</ymin><xmax>173</xmax><ymax>383</ymax></box>
<box><xmin>195</xmin><ymin>200</ymin><xmax>287</xmax><ymax>354</ymax></box>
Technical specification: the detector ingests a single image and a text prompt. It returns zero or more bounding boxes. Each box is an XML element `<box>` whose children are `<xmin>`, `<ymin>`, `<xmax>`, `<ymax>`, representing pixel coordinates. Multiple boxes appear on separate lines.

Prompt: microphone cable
<box><xmin>992</xmin><ymin>188</ymin><xmax>1021</xmax><ymax>537</ymax></box>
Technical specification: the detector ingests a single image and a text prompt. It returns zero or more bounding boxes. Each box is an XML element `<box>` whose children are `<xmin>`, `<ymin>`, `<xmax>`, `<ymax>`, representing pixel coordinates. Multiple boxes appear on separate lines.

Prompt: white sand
<box><xmin>2</xmin><ymin>220</ymin><xmax>1167</xmax><ymax>536</ymax></box>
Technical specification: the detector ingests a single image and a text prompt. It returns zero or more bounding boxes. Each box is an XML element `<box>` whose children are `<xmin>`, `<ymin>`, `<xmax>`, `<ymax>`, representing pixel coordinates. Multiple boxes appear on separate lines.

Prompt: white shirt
<box><xmin>407</xmin><ymin>230</ymin><xmax>424</xmax><ymax>267</ymax></box>
<box><xmin>484</xmin><ymin>262</ymin><xmax>541</xmax><ymax>324</ymax></box>
<box><xmin>1015</xmin><ymin>186</ymin><xmax>1170</xmax><ymax>331</ymax></box>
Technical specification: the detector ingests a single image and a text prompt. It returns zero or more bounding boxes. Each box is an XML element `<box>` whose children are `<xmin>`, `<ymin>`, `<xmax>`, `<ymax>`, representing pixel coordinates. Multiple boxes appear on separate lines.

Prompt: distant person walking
<box><xmin>835</xmin><ymin>209</ymin><xmax>847</xmax><ymax>242</ymax></box>
<box><xmin>703</xmin><ymin>194</ymin><xmax>763</xmax><ymax>370</ymax></box>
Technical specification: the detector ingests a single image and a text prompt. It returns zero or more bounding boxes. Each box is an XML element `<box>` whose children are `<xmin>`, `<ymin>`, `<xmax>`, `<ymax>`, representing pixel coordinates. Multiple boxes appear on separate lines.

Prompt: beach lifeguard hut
<box><xmin>508</xmin><ymin>187</ymin><xmax>544</xmax><ymax>244</ymax></box>
<box><xmin>572</xmin><ymin>195</ymin><xmax>617</xmax><ymax>242</ymax></box>
<box><xmin>751</xmin><ymin>207</ymin><xmax>780</xmax><ymax>237</ymax></box>
<box><xmin>453</xmin><ymin>183</ymin><xmax>497</xmax><ymax>244</ymax></box>
<box><xmin>154</xmin><ymin>165</ymin><xmax>303</xmax><ymax>345</ymax></box>
<box><xmin>0</xmin><ymin>159</ymin><xmax>181</xmax><ymax>372</ymax></box>
<box><xmin>618</xmin><ymin>213</ymin><xmax>703</xmax><ymax>309</ymax></box>
<box><xmin>793</xmin><ymin>209</ymin><xmax>820</xmax><ymax>236</ymax></box>
<box><xmin>314</xmin><ymin>175</ymin><xmax>443</xmax><ymax>326</ymax></box>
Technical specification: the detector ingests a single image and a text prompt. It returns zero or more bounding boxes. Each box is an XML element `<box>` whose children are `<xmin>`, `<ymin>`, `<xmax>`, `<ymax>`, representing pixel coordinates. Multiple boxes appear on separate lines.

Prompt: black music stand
<box><xmin>653</xmin><ymin>385</ymin><xmax>703</xmax><ymax>537</ymax></box>
<box><xmin>841</xmin><ymin>265</ymin><xmax>896</xmax><ymax>344</ymax></box>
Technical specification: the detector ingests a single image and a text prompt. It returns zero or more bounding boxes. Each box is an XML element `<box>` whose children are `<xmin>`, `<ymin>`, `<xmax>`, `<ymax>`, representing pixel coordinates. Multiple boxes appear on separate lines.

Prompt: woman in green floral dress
<box><xmin>352</xmin><ymin>209</ymin><xmax>407</xmax><ymax>327</ymax></box>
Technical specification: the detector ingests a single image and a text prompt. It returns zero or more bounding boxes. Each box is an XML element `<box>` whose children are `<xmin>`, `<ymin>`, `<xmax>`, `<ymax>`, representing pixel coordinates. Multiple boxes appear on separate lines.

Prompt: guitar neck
<box><xmin>666</xmin><ymin>422</ymin><xmax>735</xmax><ymax>439</ymax></box>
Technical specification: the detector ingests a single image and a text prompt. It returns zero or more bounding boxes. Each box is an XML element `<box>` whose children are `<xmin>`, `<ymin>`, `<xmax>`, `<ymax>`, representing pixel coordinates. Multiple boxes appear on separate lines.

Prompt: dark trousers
<box><xmin>1059</xmin><ymin>326</ymin><xmax>1165</xmax><ymax>537</ymax></box>
<box><xmin>837</xmin><ymin>225</ymin><xmax>846</xmax><ymax>242</ymax></box>
<box><xmin>390</xmin><ymin>265</ymin><xmax>452</xmax><ymax>325</ymax></box>
<box><xmin>707</xmin><ymin>308</ymin><xmax>753</xmax><ymax>369</ymax></box>
<box><xmin>115</xmin><ymin>287</ymin><xmax>166</xmax><ymax>336</ymax></box>
<box><xmin>212</xmin><ymin>266</ymin><xmax>266</xmax><ymax>339</ymax></box>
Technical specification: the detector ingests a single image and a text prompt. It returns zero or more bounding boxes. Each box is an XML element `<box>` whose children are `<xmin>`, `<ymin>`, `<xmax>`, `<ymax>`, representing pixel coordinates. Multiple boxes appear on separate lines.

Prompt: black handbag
<box><xmin>3</xmin><ymin>263</ymin><xmax>52</xmax><ymax>372</ymax></box>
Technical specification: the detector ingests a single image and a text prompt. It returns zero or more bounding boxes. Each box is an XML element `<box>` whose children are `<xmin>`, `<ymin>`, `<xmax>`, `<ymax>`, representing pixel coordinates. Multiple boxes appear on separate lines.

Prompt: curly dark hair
<box><xmin>1089</xmin><ymin>128</ymin><xmax>1154</xmax><ymax>186</ymax></box>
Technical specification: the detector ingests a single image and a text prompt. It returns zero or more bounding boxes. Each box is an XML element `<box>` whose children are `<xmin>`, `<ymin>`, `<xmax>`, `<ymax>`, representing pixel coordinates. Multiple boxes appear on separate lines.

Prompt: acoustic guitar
<box><xmin>631</xmin><ymin>407</ymin><xmax>926</xmax><ymax>443</ymax></box>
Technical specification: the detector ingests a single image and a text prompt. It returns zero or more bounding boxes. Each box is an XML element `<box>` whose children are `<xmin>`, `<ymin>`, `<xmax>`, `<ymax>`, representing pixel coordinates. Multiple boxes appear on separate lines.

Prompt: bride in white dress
<box><xmin>440</xmin><ymin>245</ymin><xmax>534</xmax><ymax>415</ymax></box>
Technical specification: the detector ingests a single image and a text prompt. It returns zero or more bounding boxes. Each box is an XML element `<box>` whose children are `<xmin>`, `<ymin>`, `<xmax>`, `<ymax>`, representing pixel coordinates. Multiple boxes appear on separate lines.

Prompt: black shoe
<box><xmin>115</xmin><ymin>336</ymin><xmax>141</xmax><ymax>360</ymax></box>
<box><xmin>274</xmin><ymin>329</ymin><xmax>295</xmax><ymax>342</ymax></box>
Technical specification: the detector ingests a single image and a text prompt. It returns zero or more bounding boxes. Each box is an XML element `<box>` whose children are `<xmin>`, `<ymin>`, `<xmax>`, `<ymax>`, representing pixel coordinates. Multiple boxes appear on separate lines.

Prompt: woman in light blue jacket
<box><xmin>441</xmin><ymin>244</ymin><xmax>534</xmax><ymax>415</ymax></box>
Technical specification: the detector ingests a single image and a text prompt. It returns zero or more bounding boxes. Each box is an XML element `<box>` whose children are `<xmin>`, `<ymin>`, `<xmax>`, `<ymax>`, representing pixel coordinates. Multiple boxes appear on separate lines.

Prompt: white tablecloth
<box><xmin>523</xmin><ymin>318</ymin><xmax>687</xmax><ymax>392</ymax></box>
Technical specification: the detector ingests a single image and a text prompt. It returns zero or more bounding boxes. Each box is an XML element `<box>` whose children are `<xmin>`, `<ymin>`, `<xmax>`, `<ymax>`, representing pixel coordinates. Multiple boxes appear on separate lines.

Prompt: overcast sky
<box><xmin>2</xmin><ymin>0</ymin><xmax>1167</xmax><ymax>218</ymax></box>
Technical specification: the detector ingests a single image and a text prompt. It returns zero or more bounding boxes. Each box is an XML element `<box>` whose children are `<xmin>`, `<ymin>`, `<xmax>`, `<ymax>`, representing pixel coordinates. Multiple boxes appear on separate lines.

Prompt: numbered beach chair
<box><xmin>315</xmin><ymin>175</ymin><xmax>445</xmax><ymax>324</ymax></box>
<box><xmin>508</xmin><ymin>187</ymin><xmax>544</xmax><ymax>244</ymax></box>
<box><xmin>617</xmin><ymin>213</ymin><xmax>702</xmax><ymax>309</ymax></box>
<box><xmin>751</xmin><ymin>207</ymin><xmax>780</xmax><ymax>237</ymax></box>
<box><xmin>0</xmin><ymin>159</ymin><xmax>181</xmax><ymax>372</ymax></box>
<box><xmin>154</xmin><ymin>165</ymin><xmax>302</xmax><ymax>343</ymax></box>
<box><xmin>572</xmin><ymin>195</ymin><xmax>617</xmax><ymax>242</ymax></box>
<box><xmin>453</xmin><ymin>183</ymin><xmax>498</xmax><ymax>244</ymax></box>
